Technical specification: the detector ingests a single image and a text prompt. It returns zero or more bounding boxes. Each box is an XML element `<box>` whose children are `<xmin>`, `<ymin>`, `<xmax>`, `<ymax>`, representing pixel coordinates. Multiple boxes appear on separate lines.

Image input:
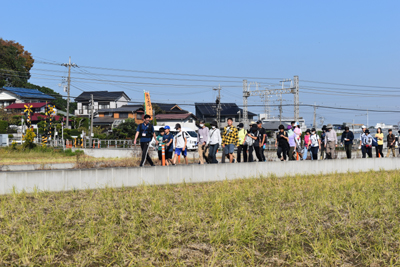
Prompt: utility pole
<box><xmin>242</xmin><ymin>80</ymin><xmax>250</xmax><ymax>129</ymax></box>
<box><xmin>279</xmin><ymin>95</ymin><xmax>283</xmax><ymax>125</ymax></box>
<box><xmin>90</xmin><ymin>94</ymin><xmax>94</xmax><ymax>145</ymax></box>
<box><xmin>213</xmin><ymin>85</ymin><xmax>222</xmax><ymax>128</ymax></box>
<box><xmin>367</xmin><ymin>109</ymin><xmax>369</xmax><ymax>128</ymax></box>
<box><xmin>293</xmin><ymin>75</ymin><xmax>300</xmax><ymax>122</ymax></box>
<box><xmin>313</xmin><ymin>103</ymin><xmax>317</xmax><ymax>128</ymax></box>
<box><xmin>61</xmin><ymin>57</ymin><xmax>77</xmax><ymax>128</ymax></box>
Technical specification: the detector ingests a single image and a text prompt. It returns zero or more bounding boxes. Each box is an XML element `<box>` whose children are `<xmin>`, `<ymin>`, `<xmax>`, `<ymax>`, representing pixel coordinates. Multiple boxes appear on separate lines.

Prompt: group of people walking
<box><xmin>134</xmin><ymin>114</ymin><xmax>398</xmax><ymax>167</ymax></box>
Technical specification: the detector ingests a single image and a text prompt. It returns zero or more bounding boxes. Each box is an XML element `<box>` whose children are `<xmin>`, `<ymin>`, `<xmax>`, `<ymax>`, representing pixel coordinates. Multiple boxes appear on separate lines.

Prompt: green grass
<box><xmin>1</xmin><ymin>171</ymin><xmax>400</xmax><ymax>266</ymax></box>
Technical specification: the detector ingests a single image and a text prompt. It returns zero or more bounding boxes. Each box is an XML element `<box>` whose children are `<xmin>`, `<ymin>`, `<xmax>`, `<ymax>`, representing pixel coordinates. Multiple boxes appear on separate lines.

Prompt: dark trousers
<box><xmin>362</xmin><ymin>145</ymin><xmax>366</xmax><ymax>158</ymax></box>
<box><xmin>310</xmin><ymin>147</ymin><xmax>319</xmax><ymax>160</ymax></box>
<box><xmin>365</xmin><ymin>146</ymin><xmax>372</xmax><ymax>158</ymax></box>
<box><xmin>254</xmin><ymin>146</ymin><xmax>263</xmax><ymax>161</ymax></box>
<box><xmin>277</xmin><ymin>146</ymin><xmax>288</xmax><ymax>160</ymax></box>
<box><xmin>345</xmin><ymin>144</ymin><xmax>352</xmax><ymax>159</ymax></box>
<box><xmin>237</xmin><ymin>145</ymin><xmax>248</xmax><ymax>162</ymax></box>
<box><xmin>289</xmin><ymin>146</ymin><xmax>296</xmax><ymax>160</ymax></box>
<box><xmin>376</xmin><ymin>145</ymin><xmax>384</xmax><ymax>158</ymax></box>
<box><xmin>140</xmin><ymin>142</ymin><xmax>154</xmax><ymax>166</ymax></box>
<box><xmin>208</xmin><ymin>144</ymin><xmax>219</xmax><ymax>164</ymax></box>
<box><xmin>320</xmin><ymin>144</ymin><xmax>325</xmax><ymax>159</ymax></box>
<box><xmin>260</xmin><ymin>147</ymin><xmax>266</xmax><ymax>161</ymax></box>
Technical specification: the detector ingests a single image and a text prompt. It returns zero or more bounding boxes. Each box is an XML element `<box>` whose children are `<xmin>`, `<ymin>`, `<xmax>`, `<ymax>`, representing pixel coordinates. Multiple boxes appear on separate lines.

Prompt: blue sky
<box><xmin>2</xmin><ymin>1</ymin><xmax>400</xmax><ymax>126</ymax></box>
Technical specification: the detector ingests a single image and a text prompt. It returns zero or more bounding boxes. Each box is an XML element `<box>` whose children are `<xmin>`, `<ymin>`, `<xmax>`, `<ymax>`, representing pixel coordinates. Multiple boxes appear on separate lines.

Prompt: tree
<box><xmin>0</xmin><ymin>39</ymin><xmax>34</xmax><ymax>87</ymax></box>
<box><xmin>113</xmin><ymin>118</ymin><xmax>137</xmax><ymax>139</ymax></box>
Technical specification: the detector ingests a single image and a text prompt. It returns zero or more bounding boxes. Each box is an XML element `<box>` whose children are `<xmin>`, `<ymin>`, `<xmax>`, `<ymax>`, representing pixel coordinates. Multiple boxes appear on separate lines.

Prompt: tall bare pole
<box><xmin>242</xmin><ymin>80</ymin><xmax>249</xmax><ymax>129</ymax></box>
<box><xmin>90</xmin><ymin>94</ymin><xmax>94</xmax><ymax>145</ymax></box>
<box><xmin>313</xmin><ymin>103</ymin><xmax>317</xmax><ymax>128</ymax></box>
<box><xmin>293</xmin><ymin>75</ymin><xmax>299</xmax><ymax>122</ymax></box>
<box><xmin>213</xmin><ymin>85</ymin><xmax>221</xmax><ymax>128</ymax></box>
<box><xmin>62</xmin><ymin>57</ymin><xmax>77</xmax><ymax>128</ymax></box>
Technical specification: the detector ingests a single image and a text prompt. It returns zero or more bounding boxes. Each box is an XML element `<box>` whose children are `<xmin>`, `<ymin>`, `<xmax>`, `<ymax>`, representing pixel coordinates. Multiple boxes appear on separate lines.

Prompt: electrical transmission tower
<box><xmin>242</xmin><ymin>75</ymin><xmax>299</xmax><ymax>129</ymax></box>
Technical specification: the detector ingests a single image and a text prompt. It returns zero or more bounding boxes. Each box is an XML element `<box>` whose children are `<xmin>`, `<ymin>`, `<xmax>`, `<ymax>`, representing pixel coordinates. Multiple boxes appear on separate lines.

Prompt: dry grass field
<box><xmin>1</xmin><ymin>170</ymin><xmax>400</xmax><ymax>266</ymax></box>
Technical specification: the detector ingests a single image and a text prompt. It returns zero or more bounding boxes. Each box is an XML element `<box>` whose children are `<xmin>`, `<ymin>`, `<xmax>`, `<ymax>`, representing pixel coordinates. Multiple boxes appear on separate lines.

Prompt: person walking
<box><xmin>362</xmin><ymin>129</ymin><xmax>373</xmax><ymax>158</ymax></box>
<box><xmin>375</xmin><ymin>127</ymin><xmax>384</xmax><ymax>158</ymax></box>
<box><xmin>172</xmin><ymin>124</ymin><xmax>189</xmax><ymax>165</ymax></box>
<box><xmin>162</xmin><ymin>126</ymin><xmax>174</xmax><ymax>165</ymax></box>
<box><xmin>197</xmin><ymin>120</ymin><xmax>209</xmax><ymax>164</ymax></box>
<box><xmin>320</xmin><ymin>125</ymin><xmax>327</xmax><ymax>160</ymax></box>
<box><xmin>287</xmin><ymin>125</ymin><xmax>297</xmax><ymax>161</ymax></box>
<box><xmin>222</xmin><ymin>117</ymin><xmax>239</xmax><ymax>163</ymax></box>
<box><xmin>275</xmin><ymin>124</ymin><xmax>289</xmax><ymax>161</ymax></box>
<box><xmin>247</xmin><ymin>124</ymin><xmax>263</xmax><ymax>162</ymax></box>
<box><xmin>134</xmin><ymin>114</ymin><xmax>157</xmax><ymax>167</ymax></box>
<box><xmin>324</xmin><ymin>124</ymin><xmax>337</xmax><ymax>159</ymax></box>
<box><xmin>341</xmin><ymin>127</ymin><xmax>354</xmax><ymax>159</ymax></box>
<box><xmin>360</xmin><ymin>125</ymin><xmax>367</xmax><ymax>158</ymax></box>
<box><xmin>237</xmin><ymin>123</ymin><xmax>248</xmax><ymax>162</ymax></box>
<box><xmin>207</xmin><ymin>121</ymin><xmax>221</xmax><ymax>164</ymax></box>
<box><xmin>256</xmin><ymin>120</ymin><xmax>266</xmax><ymax>161</ymax></box>
<box><xmin>156</xmin><ymin>127</ymin><xmax>166</xmax><ymax>165</ymax></box>
<box><xmin>310</xmin><ymin>128</ymin><xmax>321</xmax><ymax>160</ymax></box>
<box><xmin>387</xmin><ymin>129</ymin><xmax>396</xmax><ymax>157</ymax></box>
<box><xmin>303</xmin><ymin>129</ymin><xmax>311</xmax><ymax>160</ymax></box>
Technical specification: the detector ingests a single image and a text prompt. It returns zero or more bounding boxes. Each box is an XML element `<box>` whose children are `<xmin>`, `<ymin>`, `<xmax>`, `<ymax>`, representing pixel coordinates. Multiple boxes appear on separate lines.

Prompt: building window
<box><xmin>119</xmin><ymin>113</ymin><xmax>128</xmax><ymax>118</ymax></box>
<box><xmin>235</xmin><ymin>117</ymin><xmax>239</xmax><ymax>122</ymax></box>
<box><xmin>98</xmin><ymin>102</ymin><xmax>110</xmax><ymax>109</ymax></box>
<box><xmin>221</xmin><ymin>117</ymin><xmax>226</xmax><ymax>122</ymax></box>
<box><xmin>188</xmin><ymin>118</ymin><xmax>193</xmax><ymax>123</ymax></box>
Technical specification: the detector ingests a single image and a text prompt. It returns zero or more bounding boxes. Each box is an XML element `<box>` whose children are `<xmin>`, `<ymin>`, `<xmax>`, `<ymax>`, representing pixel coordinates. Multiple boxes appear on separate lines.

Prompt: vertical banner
<box><xmin>144</xmin><ymin>91</ymin><xmax>153</xmax><ymax>120</ymax></box>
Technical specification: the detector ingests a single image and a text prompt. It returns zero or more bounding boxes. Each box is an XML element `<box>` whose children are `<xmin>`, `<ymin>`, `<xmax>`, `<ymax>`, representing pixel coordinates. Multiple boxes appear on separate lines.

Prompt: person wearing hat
<box><xmin>222</xmin><ymin>117</ymin><xmax>239</xmax><ymax>163</ymax></box>
<box><xmin>134</xmin><ymin>114</ymin><xmax>157</xmax><ymax>167</ymax></box>
<box><xmin>386</xmin><ymin>129</ymin><xmax>396</xmax><ymax>157</ymax></box>
<box><xmin>172</xmin><ymin>123</ymin><xmax>189</xmax><ymax>165</ymax></box>
<box><xmin>207</xmin><ymin>121</ymin><xmax>222</xmax><ymax>163</ymax></box>
<box><xmin>320</xmin><ymin>125</ymin><xmax>327</xmax><ymax>160</ymax></box>
<box><xmin>275</xmin><ymin>124</ymin><xmax>289</xmax><ymax>161</ymax></box>
<box><xmin>324</xmin><ymin>124</ymin><xmax>337</xmax><ymax>159</ymax></box>
<box><xmin>162</xmin><ymin>125</ymin><xmax>174</xmax><ymax>165</ymax></box>
<box><xmin>197</xmin><ymin>119</ymin><xmax>210</xmax><ymax>164</ymax></box>
<box><xmin>361</xmin><ymin>129</ymin><xmax>373</xmax><ymax>158</ymax></box>
<box><xmin>341</xmin><ymin>126</ymin><xmax>354</xmax><ymax>159</ymax></box>
<box><xmin>359</xmin><ymin>125</ymin><xmax>367</xmax><ymax>158</ymax></box>
<box><xmin>237</xmin><ymin>122</ymin><xmax>248</xmax><ymax>162</ymax></box>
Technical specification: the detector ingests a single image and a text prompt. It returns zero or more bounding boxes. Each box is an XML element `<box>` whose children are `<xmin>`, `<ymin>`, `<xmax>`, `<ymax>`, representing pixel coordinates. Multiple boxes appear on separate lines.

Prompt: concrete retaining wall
<box><xmin>0</xmin><ymin>158</ymin><xmax>399</xmax><ymax>195</ymax></box>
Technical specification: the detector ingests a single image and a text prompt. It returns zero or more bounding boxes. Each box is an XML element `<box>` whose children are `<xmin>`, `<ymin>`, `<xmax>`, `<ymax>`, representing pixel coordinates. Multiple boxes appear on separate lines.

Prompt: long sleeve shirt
<box><xmin>362</xmin><ymin>134</ymin><xmax>373</xmax><ymax>146</ymax></box>
<box><xmin>324</xmin><ymin>129</ymin><xmax>338</xmax><ymax>145</ymax></box>
<box><xmin>341</xmin><ymin>131</ymin><xmax>354</xmax><ymax>145</ymax></box>
<box><xmin>197</xmin><ymin>127</ymin><xmax>209</xmax><ymax>144</ymax></box>
<box><xmin>222</xmin><ymin>126</ymin><xmax>239</xmax><ymax>146</ymax></box>
<box><xmin>207</xmin><ymin>128</ymin><xmax>221</xmax><ymax>146</ymax></box>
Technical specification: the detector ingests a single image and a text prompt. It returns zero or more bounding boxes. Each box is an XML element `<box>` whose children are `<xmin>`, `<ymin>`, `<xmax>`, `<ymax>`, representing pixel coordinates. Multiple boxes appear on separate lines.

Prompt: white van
<box><xmin>152</xmin><ymin>126</ymin><xmax>198</xmax><ymax>151</ymax></box>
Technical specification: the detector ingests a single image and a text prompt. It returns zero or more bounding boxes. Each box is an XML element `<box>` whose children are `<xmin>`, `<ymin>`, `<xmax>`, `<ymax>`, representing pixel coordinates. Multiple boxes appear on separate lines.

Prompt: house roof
<box><xmin>155</xmin><ymin>113</ymin><xmax>196</xmax><ymax>121</ymax></box>
<box><xmin>5</xmin><ymin>102</ymin><xmax>49</xmax><ymax>109</ymax></box>
<box><xmin>2</xmin><ymin>87</ymin><xmax>55</xmax><ymax>100</ymax></box>
<box><xmin>75</xmin><ymin>91</ymin><xmax>131</xmax><ymax>102</ymax></box>
<box><xmin>195</xmin><ymin>103</ymin><xmax>256</xmax><ymax>116</ymax></box>
<box><xmin>97</xmin><ymin>105</ymin><xmax>144</xmax><ymax>113</ymax></box>
<box><xmin>153</xmin><ymin>103</ymin><xmax>188</xmax><ymax>113</ymax></box>
<box><xmin>93</xmin><ymin>117</ymin><xmax>116</xmax><ymax>125</ymax></box>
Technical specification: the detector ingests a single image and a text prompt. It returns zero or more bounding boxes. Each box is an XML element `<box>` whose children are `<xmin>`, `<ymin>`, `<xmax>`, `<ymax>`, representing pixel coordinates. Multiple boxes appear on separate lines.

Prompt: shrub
<box><xmin>0</xmin><ymin>120</ymin><xmax>8</xmax><ymax>133</ymax></box>
<box><xmin>22</xmin><ymin>129</ymin><xmax>36</xmax><ymax>149</ymax></box>
<box><xmin>8</xmin><ymin>134</ymin><xmax>13</xmax><ymax>138</ymax></box>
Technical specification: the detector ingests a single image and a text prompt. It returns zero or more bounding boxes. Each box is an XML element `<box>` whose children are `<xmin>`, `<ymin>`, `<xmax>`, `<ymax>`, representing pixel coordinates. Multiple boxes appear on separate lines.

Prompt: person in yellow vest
<box><xmin>237</xmin><ymin>123</ymin><xmax>248</xmax><ymax>162</ymax></box>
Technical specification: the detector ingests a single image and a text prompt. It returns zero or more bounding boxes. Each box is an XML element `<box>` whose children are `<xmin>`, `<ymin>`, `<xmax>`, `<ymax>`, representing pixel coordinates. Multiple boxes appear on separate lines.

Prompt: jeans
<box><xmin>237</xmin><ymin>144</ymin><xmax>248</xmax><ymax>162</ymax></box>
<box><xmin>208</xmin><ymin>144</ymin><xmax>219</xmax><ymax>164</ymax></box>
<box><xmin>277</xmin><ymin>146</ymin><xmax>288</xmax><ymax>160</ymax></box>
<box><xmin>376</xmin><ymin>145</ymin><xmax>384</xmax><ymax>158</ymax></box>
<box><xmin>261</xmin><ymin>147</ymin><xmax>266</xmax><ymax>161</ymax></box>
<box><xmin>140</xmin><ymin>142</ymin><xmax>154</xmax><ymax>166</ymax></box>
<box><xmin>303</xmin><ymin>147</ymin><xmax>308</xmax><ymax>160</ymax></box>
<box><xmin>345</xmin><ymin>144</ymin><xmax>352</xmax><ymax>159</ymax></box>
<box><xmin>310</xmin><ymin>147</ymin><xmax>319</xmax><ymax>160</ymax></box>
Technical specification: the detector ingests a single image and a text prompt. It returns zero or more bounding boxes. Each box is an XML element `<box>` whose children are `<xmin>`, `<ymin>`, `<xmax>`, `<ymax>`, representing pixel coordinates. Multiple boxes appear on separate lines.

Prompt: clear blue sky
<box><xmin>2</xmin><ymin>0</ymin><xmax>400</xmax><ymax>127</ymax></box>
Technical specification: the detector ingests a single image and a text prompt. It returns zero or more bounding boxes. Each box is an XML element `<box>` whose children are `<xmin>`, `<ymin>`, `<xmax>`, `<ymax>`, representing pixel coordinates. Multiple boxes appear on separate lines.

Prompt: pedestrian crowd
<box><xmin>134</xmin><ymin>114</ymin><xmax>398</xmax><ymax>167</ymax></box>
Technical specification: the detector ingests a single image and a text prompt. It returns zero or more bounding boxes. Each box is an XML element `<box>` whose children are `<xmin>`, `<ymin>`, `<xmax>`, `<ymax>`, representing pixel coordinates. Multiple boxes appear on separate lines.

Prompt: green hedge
<box><xmin>0</xmin><ymin>120</ymin><xmax>8</xmax><ymax>133</ymax></box>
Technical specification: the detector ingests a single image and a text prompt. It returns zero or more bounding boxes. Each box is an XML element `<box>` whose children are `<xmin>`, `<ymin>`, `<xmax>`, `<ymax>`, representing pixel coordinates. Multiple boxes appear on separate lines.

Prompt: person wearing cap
<box><xmin>197</xmin><ymin>120</ymin><xmax>209</xmax><ymax>164</ymax></box>
<box><xmin>163</xmin><ymin>125</ymin><xmax>174</xmax><ymax>165</ymax></box>
<box><xmin>324</xmin><ymin>124</ymin><xmax>337</xmax><ymax>159</ymax></box>
<box><xmin>207</xmin><ymin>121</ymin><xmax>222</xmax><ymax>163</ymax></box>
<box><xmin>134</xmin><ymin>114</ymin><xmax>157</xmax><ymax>167</ymax></box>
<box><xmin>237</xmin><ymin>122</ymin><xmax>248</xmax><ymax>162</ymax></box>
<box><xmin>320</xmin><ymin>125</ymin><xmax>327</xmax><ymax>160</ymax></box>
<box><xmin>303</xmin><ymin>129</ymin><xmax>311</xmax><ymax>160</ymax></box>
<box><xmin>361</xmin><ymin>129</ymin><xmax>373</xmax><ymax>158</ymax></box>
<box><xmin>386</xmin><ymin>129</ymin><xmax>396</xmax><ymax>157</ymax></box>
<box><xmin>222</xmin><ymin>117</ymin><xmax>239</xmax><ymax>163</ymax></box>
<box><xmin>247</xmin><ymin>124</ymin><xmax>263</xmax><ymax>162</ymax></box>
<box><xmin>172</xmin><ymin>123</ymin><xmax>189</xmax><ymax>165</ymax></box>
<box><xmin>341</xmin><ymin>127</ymin><xmax>354</xmax><ymax>159</ymax></box>
<box><xmin>156</xmin><ymin>127</ymin><xmax>166</xmax><ymax>165</ymax></box>
<box><xmin>275</xmin><ymin>124</ymin><xmax>289</xmax><ymax>161</ymax></box>
<box><xmin>360</xmin><ymin>125</ymin><xmax>367</xmax><ymax>158</ymax></box>
<box><xmin>256</xmin><ymin>120</ymin><xmax>267</xmax><ymax>161</ymax></box>
<box><xmin>310</xmin><ymin>128</ymin><xmax>321</xmax><ymax>160</ymax></box>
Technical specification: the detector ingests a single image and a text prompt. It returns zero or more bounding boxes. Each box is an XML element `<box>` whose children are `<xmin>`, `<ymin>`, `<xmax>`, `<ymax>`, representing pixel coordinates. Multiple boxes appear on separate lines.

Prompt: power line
<box><xmin>302</xmin><ymin>79</ymin><xmax>400</xmax><ymax>90</ymax></box>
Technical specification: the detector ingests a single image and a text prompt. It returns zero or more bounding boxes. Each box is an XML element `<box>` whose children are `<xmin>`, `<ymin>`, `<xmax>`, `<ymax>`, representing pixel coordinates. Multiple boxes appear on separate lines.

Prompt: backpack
<box><xmin>372</xmin><ymin>137</ymin><xmax>378</xmax><ymax>147</ymax></box>
<box><xmin>245</xmin><ymin>133</ymin><xmax>255</xmax><ymax>146</ymax></box>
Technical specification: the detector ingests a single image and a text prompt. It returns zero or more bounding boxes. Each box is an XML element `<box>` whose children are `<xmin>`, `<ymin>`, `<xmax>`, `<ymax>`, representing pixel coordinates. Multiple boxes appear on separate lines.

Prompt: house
<box><xmin>0</xmin><ymin>87</ymin><xmax>55</xmax><ymax>108</ymax></box>
<box><xmin>195</xmin><ymin>103</ymin><xmax>256</xmax><ymax>128</ymax></box>
<box><xmin>155</xmin><ymin>113</ymin><xmax>198</xmax><ymax>131</ymax></box>
<box><xmin>4</xmin><ymin>102</ymin><xmax>58</xmax><ymax>114</ymax></box>
<box><xmin>153</xmin><ymin>103</ymin><xmax>188</xmax><ymax>114</ymax></box>
<box><xmin>93</xmin><ymin>105</ymin><xmax>145</xmax><ymax>128</ymax></box>
<box><xmin>74</xmin><ymin>91</ymin><xmax>131</xmax><ymax>116</ymax></box>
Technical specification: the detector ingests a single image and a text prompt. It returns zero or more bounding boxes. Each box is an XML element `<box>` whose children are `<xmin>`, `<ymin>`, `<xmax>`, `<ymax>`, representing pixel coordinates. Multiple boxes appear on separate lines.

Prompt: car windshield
<box><xmin>187</xmin><ymin>131</ymin><xmax>197</xmax><ymax>138</ymax></box>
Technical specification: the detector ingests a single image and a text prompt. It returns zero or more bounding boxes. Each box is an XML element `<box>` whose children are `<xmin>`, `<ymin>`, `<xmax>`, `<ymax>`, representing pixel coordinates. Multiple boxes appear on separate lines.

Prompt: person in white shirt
<box><xmin>309</xmin><ymin>128</ymin><xmax>321</xmax><ymax>160</ymax></box>
<box><xmin>361</xmin><ymin>129</ymin><xmax>373</xmax><ymax>158</ymax></box>
<box><xmin>207</xmin><ymin>121</ymin><xmax>222</xmax><ymax>164</ymax></box>
<box><xmin>172</xmin><ymin>123</ymin><xmax>189</xmax><ymax>165</ymax></box>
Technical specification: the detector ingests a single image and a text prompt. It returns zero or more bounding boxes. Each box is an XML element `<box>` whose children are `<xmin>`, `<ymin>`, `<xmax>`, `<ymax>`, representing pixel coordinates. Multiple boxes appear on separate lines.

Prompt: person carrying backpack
<box><xmin>247</xmin><ymin>124</ymin><xmax>263</xmax><ymax>162</ymax></box>
<box><xmin>362</xmin><ymin>129</ymin><xmax>373</xmax><ymax>158</ymax></box>
<box><xmin>172</xmin><ymin>123</ymin><xmax>189</xmax><ymax>165</ymax></box>
<box><xmin>207</xmin><ymin>121</ymin><xmax>222</xmax><ymax>164</ymax></box>
<box><xmin>221</xmin><ymin>118</ymin><xmax>239</xmax><ymax>163</ymax></box>
<box><xmin>134</xmin><ymin>114</ymin><xmax>157</xmax><ymax>167</ymax></box>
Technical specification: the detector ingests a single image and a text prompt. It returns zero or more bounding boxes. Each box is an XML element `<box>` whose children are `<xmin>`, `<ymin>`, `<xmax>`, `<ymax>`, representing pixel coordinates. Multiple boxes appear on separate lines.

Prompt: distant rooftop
<box><xmin>2</xmin><ymin>87</ymin><xmax>55</xmax><ymax>100</ymax></box>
